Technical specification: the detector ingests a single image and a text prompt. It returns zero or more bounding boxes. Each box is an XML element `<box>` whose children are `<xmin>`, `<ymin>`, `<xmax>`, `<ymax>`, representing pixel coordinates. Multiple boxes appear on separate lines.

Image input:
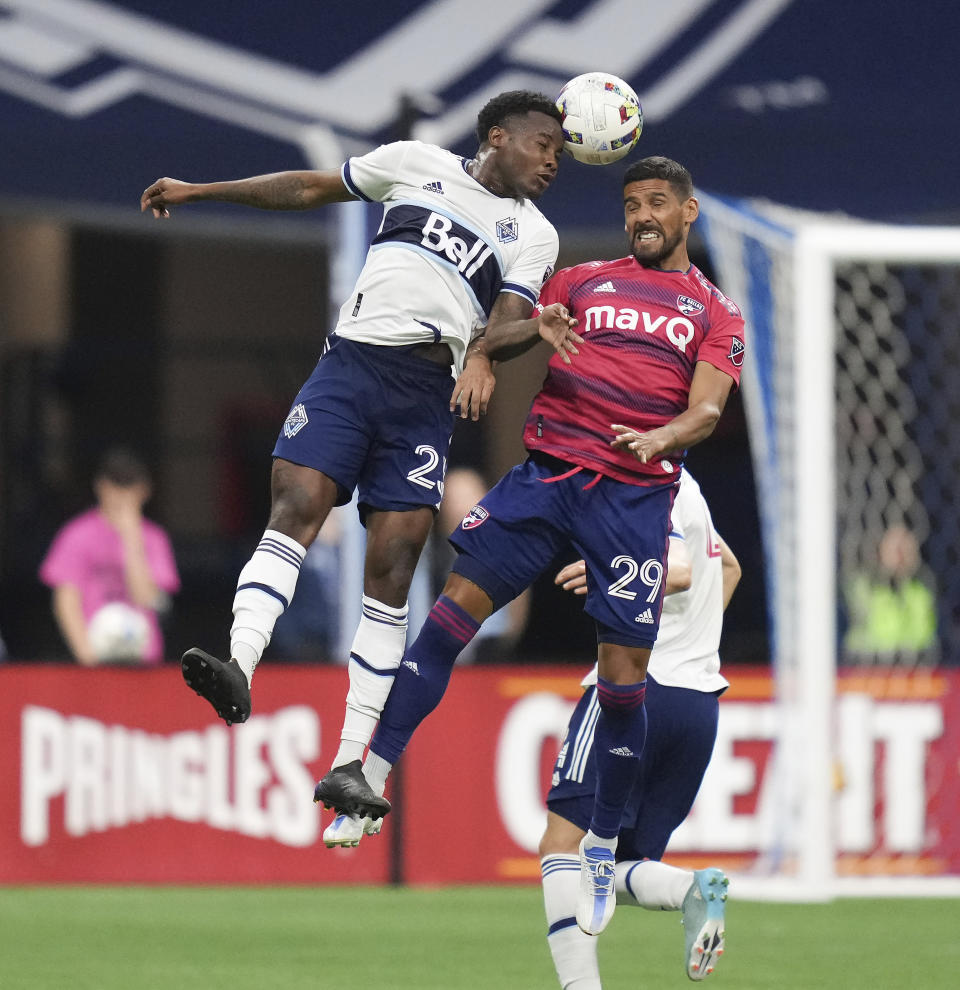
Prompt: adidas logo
<box><xmin>422</xmin><ymin>180</ymin><xmax>444</xmax><ymax>195</ymax></box>
<box><xmin>609</xmin><ymin>746</ymin><xmax>635</xmax><ymax>757</ymax></box>
<box><xmin>634</xmin><ymin>608</ymin><xmax>654</xmax><ymax>624</ymax></box>
<box><xmin>594</xmin><ymin>280</ymin><xmax>616</xmax><ymax>293</ymax></box>
<box><xmin>402</xmin><ymin>659</ymin><xmax>420</xmax><ymax>675</ymax></box>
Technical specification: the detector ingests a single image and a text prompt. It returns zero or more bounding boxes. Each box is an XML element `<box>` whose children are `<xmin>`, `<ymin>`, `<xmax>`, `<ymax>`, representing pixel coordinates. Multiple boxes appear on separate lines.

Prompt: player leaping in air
<box><xmin>140</xmin><ymin>91</ymin><xmax>579</xmax><ymax>823</ymax></box>
<box><xmin>345</xmin><ymin>156</ymin><xmax>745</xmax><ymax>937</ymax></box>
<box><xmin>542</xmin><ymin>466</ymin><xmax>740</xmax><ymax>985</ymax></box>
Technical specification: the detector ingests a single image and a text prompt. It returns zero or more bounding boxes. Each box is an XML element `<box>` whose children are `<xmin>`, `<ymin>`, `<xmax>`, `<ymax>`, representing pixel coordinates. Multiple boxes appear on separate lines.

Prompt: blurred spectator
<box><xmin>270</xmin><ymin>505</ymin><xmax>348</xmax><ymax>663</ymax></box>
<box><xmin>842</xmin><ymin>522</ymin><xmax>938</xmax><ymax>665</ymax></box>
<box><xmin>434</xmin><ymin>467</ymin><xmax>529</xmax><ymax>662</ymax></box>
<box><xmin>38</xmin><ymin>447</ymin><xmax>180</xmax><ymax>665</ymax></box>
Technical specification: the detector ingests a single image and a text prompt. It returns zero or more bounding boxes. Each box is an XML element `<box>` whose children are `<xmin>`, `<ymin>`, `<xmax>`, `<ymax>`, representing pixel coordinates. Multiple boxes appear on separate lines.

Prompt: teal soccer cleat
<box><xmin>681</xmin><ymin>867</ymin><xmax>729</xmax><ymax>981</ymax></box>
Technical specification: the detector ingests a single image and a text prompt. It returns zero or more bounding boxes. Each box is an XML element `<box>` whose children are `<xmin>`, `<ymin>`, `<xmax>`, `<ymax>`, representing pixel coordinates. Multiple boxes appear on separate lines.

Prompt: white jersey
<box><xmin>583</xmin><ymin>468</ymin><xmax>730</xmax><ymax>693</ymax></box>
<box><xmin>338</xmin><ymin>140</ymin><xmax>559</xmax><ymax>374</ymax></box>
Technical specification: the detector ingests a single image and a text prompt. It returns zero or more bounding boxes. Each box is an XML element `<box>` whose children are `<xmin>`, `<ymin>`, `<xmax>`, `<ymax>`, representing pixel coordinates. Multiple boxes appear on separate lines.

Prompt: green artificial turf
<box><xmin>1</xmin><ymin>885</ymin><xmax>955</xmax><ymax>989</ymax></box>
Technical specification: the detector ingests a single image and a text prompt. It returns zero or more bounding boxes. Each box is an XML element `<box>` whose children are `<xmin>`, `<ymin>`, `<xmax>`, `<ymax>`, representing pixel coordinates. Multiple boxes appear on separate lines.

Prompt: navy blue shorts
<box><xmin>449</xmin><ymin>454</ymin><xmax>675</xmax><ymax>647</ymax></box>
<box><xmin>273</xmin><ymin>335</ymin><xmax>455</xmax><ymax>519</ymax></box>
<box><xmin>547</xmin><ymin>676</ymin><xmax>721</xmax><ymax>861</ymax></box>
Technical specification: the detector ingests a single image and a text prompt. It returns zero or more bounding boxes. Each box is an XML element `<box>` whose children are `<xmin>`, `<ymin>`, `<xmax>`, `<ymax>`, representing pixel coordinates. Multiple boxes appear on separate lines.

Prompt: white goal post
<box><xmin>698</xmin><ymin>193</ymin><xmax>960</xmax><ymax>898</ymax></box>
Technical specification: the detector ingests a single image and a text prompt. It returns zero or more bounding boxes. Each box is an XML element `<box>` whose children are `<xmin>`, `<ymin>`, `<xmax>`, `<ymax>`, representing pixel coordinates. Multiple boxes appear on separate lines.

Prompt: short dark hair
<box><xmin>475</xmin><ymin>90</ymin><xmax>563</xmax><ymax>146</ymax></box>
<box><xmin>623</xmin><ymin>156</ymin><xmax>694</xmax><ymax>201</ymax></box>
<box><xmin>95</xmin><ymin>446</ymin><xmax>151</xmax><ymax>487</ymax></box>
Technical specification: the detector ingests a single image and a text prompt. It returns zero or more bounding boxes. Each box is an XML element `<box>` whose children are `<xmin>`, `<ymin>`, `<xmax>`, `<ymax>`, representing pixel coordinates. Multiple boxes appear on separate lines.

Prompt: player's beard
<box><xmin>630</xmin><ymin>224</ymin><xmax>682</xmax><ymax>269</ymax></box>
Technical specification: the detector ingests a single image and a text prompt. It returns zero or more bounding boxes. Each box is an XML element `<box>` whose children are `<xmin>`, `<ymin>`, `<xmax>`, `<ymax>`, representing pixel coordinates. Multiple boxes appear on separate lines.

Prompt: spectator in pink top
<box><xmin>39</xmin><ymin>447</ymin><xmax>180</xmax><ymax>665</ymax></box>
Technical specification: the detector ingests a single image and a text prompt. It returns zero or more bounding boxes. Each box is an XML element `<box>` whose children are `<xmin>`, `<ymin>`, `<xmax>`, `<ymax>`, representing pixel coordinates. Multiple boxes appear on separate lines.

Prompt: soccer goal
<box><xmin>698</xmin><ymin>194</ymin><xmax>960</xmax><ymax>898</ymax></box>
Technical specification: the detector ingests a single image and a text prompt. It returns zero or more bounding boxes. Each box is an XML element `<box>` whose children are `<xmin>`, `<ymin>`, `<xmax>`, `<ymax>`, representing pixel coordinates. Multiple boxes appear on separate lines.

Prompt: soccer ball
<box><xmin>88</xmin><ymin>602</ymin><xmax>150</xmax><ymax>662</ymax></box>
<box><xmin>555</xmin><ymin>72</ymin><xmax>643</xmax><ymax>166</ymax></box>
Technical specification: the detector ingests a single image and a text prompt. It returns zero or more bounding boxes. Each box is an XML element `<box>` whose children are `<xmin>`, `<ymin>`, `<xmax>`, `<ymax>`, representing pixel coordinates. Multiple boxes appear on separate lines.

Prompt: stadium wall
<box><xmin>2</xmin><ymin>665</ymin><xmax>958</xmax><ymax>894</ymax></box>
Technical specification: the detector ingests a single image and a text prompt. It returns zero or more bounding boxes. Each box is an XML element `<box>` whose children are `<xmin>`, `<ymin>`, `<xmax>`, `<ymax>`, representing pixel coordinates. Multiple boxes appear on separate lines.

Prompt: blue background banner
<box><xmin>2</xmin><ymin>0</ymin><xmax>957</xmax><ymax>224</ymax></box>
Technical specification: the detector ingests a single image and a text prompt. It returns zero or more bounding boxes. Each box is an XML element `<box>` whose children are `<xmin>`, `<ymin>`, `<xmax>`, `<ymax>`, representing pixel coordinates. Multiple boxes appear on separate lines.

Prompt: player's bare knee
<box><xmin>267</xmin><ymin>463</ymin><xmax>336</xmax><ymax>544</ymax></box>
<box><xmin>365</xmin><ymin>545</ymin><xmax>420</xmax><ymax>605</ymax></box>
<box><xmin>266</xmin><ymin>494</ymin><xmax>323</xmax><ymax>545</ymax></box>
<box><xmin>440</xmin><ymin>573</ymin><xmax>494</xmax><ymax>621</ymax></box>
<box><xmin>539</xmin><ymin>830</ymin><xmax>562</xmax><ymax>857</ymax></box>
<box><xmin>539</xmin><ymin>821</ymin><xmax>582</xmax><ymax>857</ymax></box>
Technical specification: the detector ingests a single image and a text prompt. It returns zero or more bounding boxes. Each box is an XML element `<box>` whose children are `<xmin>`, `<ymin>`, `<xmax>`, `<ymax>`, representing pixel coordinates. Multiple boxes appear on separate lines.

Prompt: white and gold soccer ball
<box><xmin>88</xmin><ymin>602</ymin><xmax>150</xmax><ymax>662</ymax></box>
<box><xmin>555</xmin><ymin>72</ymin><xmax>643</xmax><ymax>166</ymax></box>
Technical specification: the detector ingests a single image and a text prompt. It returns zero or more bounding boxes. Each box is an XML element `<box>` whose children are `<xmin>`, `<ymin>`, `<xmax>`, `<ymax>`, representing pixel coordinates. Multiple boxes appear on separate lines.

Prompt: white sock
<box><xmin>362</xmin><ymin>751</ymin><xmax>392</xmax><ymax>797</ymax></box>
<box><xmin>231</xmin><ymin>530</ymin><xmax>305</xmax><ymax>685</ymax></box>
<box><xmin>616</xmin><ymin>859</ymin><xmax>692</xmax><ymax>910</ymax></box>
<box><xmin>541</xmin><ymin>855</ymin><xmax>601</xmax><ymax>990</ymax></box>
<box><xmin>332</xmin><ymin>595</ymin><xmax>408</xmax><ymax>767</ymax></box>
<box><xmin>583</xmin><ymin>829</ymin><xmax>617</xmax><ymax>852</ymax></box>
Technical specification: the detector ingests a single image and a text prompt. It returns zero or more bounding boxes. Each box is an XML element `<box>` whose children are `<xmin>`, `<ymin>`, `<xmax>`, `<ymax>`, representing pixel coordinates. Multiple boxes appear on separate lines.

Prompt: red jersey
<box><xmin>523</xmin><ymin>256</ymin><xmax>745</xmax><ymax>486</ymax></box>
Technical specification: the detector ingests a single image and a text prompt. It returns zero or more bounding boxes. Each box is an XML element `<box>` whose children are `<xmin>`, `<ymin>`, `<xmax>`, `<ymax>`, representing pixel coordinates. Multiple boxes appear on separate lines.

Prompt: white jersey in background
<box><xmin>583</xmin><ymin>468</ymin><xmax>730</xmax><ymax>693</ymax></box>
<box><xmin>339</xmin><ymin>140</ymin><xmax>559</xmax><ymax>374</ymax></box>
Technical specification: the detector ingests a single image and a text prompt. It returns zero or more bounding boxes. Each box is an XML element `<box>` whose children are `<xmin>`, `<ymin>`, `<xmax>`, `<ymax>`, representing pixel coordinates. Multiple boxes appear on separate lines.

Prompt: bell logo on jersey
<box><xmin>374</xmin><ymin>204</ymin><xmax>502</xmax><ymax>315</ymax></box>
<box><xmin>421</xmin><ymin>211</ymin><xmax>495</xmax><ymax>277</ymax></box>
<box><xmin>584</xmin><ymin>305</ymin><xmax>696</xmax><ymax>354</ymax></box>
<box><xmin>461</xmin><ymin>504</ymin><xmax>489</xmax><ymax>530</ymax></box>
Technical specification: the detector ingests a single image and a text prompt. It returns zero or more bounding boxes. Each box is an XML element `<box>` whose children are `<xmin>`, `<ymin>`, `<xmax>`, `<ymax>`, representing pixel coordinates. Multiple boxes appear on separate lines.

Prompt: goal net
<box><xmin>697</xmin><ymin>194</ymin><xmax>960</xmax><ymax>898</ymax></box>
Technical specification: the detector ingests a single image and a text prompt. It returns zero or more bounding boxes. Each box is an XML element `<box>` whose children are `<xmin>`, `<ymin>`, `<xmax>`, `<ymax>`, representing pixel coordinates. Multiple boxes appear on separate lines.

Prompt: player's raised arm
<box><xmin>718</xmin><ymin>535</ymin><xmax>741</xmax><ymax>610</ymax></box>
<box><xmin>611</xmin><ymin>360</ymin><xmax>735</xmax><ymax>463</ymax></box>
<box><xmin>480</xmin><ymin>295</ymin><xmax>582</xmax><ymax>364</ymax></box>
<box><xmin>140</xmin><ymin>169</ymin><xmax>354</xmax><ymax>218</ymax></box>
<box><xmin>450</xmin><ymin>342</ymin><xmax>497</xmax><ymax>420</ymax></box>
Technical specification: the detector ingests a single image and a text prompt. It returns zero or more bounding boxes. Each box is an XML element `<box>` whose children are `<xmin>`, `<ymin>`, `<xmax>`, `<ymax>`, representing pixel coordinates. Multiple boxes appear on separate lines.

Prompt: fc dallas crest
<box><xmin>461</xmin><ymin>504</ymin><xmax>489</xmax><ymax>529</ymax></box>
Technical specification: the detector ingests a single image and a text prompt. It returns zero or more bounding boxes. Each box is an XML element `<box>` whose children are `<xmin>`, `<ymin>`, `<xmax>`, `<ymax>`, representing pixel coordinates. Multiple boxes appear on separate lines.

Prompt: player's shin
<box><xmin>230</xmin><ymin>529</ymin><xmax>306</xmax><ymax>685</ymax></box>
<box><xmin>541</xmin><ymin>855</ymin><xmax>602</xmax><ymax>990</ymax></box>
<box><xmin>332</xmin><ymin>596</ymin><xmax>408</xmax><ymax>769</ymax></box>
<box><xmin>368</xmin><ymin>594</ymin><xmax>480</xmax><ymax>763</ymax></box>
<box><xmin>617</xmin><ymin>859</ymin><xmax>693</xmax><ymax>909</ymax></box>
<box><xmin>589</xmin><ymin>678</ymin><xmax>647</xmax><ymax>836</ymax></box>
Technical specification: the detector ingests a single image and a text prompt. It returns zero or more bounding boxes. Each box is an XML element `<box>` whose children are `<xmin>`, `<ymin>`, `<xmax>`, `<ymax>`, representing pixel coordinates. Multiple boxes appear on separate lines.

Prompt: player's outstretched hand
<box><xmin>555</xmin><ymin>559</ymin><xmax>588</xmax><ymax>595</ymax></box>
<box><xmin>538</xmin><ymin>303</ymin><xmax>582</xmax><ymax>364</ymax></box>
<box><xmin>451</xmin><ymin>353</ymin><xmax>496</xmax><ymax>420</ymax></box>
<box><xmin>140</xmin><ymin>178</ymin><xmax>196</xmax><ymax>218</ymax></box>
<box><xmin>610</xmin><ymin>423</ymin><xmax>671</xmax><ymax>464</ymax></box>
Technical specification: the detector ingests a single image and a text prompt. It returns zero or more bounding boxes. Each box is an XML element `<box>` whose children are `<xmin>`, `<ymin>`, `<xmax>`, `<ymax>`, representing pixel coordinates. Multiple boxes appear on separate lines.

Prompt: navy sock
<box><xmin>370</xmin><ymin>595</ymin><xmax>480</xmax><ymax>763</ymax></box>
<box><xmin>589</xmin><ymin>677</ymin><xmax>647</xmax><ymax>839</ymax></box>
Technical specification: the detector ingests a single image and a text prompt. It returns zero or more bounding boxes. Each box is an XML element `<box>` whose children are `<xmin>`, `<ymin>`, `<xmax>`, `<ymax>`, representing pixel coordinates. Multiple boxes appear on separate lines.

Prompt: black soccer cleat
<box><xmin>313</xmin><ymin>761</ymin><xmax>391</xmax><ymax>821</ymax></box>
<box><xmin>181</xmin><ymin>647</ymin><xmax>252</xmax><ymax>726</ymax></box>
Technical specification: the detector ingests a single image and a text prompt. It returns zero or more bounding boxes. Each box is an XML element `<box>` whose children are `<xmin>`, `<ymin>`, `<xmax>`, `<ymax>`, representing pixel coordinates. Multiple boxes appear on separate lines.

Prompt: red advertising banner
<box><xmin>0</xmin><ymin>666</ymin><xmax>389</xmax><ymax>884</ymax></box>
<box><xmin>2</xmin><ymin>665</ymin><xmax>959</xmax><ymax>884</ymax></box>
<box><xmin>401</xmin><ymin>668</ymin><xmax>960</xmax><ymax>881</ymax></box>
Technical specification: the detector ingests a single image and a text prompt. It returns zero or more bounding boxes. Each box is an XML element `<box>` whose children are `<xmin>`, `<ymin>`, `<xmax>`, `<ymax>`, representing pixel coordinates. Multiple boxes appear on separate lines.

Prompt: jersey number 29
<box><xmin>607</xmin><ymin>555</ymin><xmax>664</xmax><ymax>602</ymax></box>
